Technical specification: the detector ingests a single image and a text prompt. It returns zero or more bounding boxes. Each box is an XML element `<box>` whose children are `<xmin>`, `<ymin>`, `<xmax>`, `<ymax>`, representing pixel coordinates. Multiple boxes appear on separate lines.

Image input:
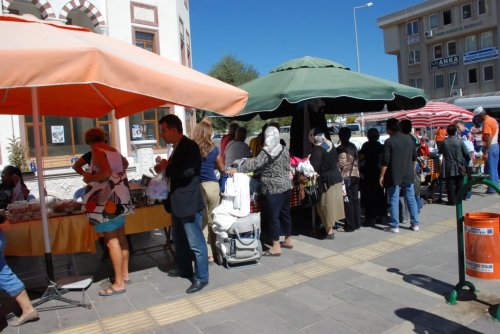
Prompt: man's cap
<box><xmin>473</xmin><ymin>106</ymin><xmax>485</xmax><ymax>115</ymax></box>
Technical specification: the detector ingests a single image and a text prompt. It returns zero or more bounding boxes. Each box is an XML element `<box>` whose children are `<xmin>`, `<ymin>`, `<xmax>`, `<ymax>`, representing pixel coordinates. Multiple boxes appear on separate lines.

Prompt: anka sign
<box><xmin>430</xmin><ymin>55</ymin><xmax>460</xmax><ymax>70</ymax></box>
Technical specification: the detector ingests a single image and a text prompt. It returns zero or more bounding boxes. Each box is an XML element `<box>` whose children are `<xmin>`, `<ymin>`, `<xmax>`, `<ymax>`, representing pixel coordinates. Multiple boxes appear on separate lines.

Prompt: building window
<box><xmin>24</xmin><ymin>115</ymin><xmax>113</xmax><ymax>163</ymax></box>
<box><xmin>184</xmin><ymin>0</ymin><xmax>189</xmax><ymax>9</ymax></box>
<box><xmin>179</xmin><ymin>18</ymin><xmax>186</xmax><ymax>65</ymax></box>
<box><xmin>478</xmin><ymin>0</ymin><xmax>487</xmax><ymax>15</ymax></box>
<box><xmin>406</xmin><ymin>21</ymin><xmax>419</xmax><ymax>36</ymax></box>
<box><xmin>465</xmin><ymin>35</ymin><xmax>476</xmax><ymax>52</ymax></box>
<box><xmin>443</xmin><ymin>9</ymin><xmax>452</xmax><ymax>25</ymax></box>
<box><xmin>134</xmin><ymin>30</ymin><xmax>158</xmax><ymax>53</ymax></box>
<box><xmin>468</xmin><ymin>68</ymin><xmax>478</xmax><ymax>84</ymax></box>
<box><xmin>429</xmin><ymin>14</ymin><xmax>439</xmax><ymax>29</ymax></box>
<box><xmin>448</xmin><ymin>72</ymin><xmax>458</xmax><ymax>89</ymax></box>
<box><xmin>409</xmin><ymin>78</ymin><xmax>422</xmax><ymax>89</ymax></box>
<box><xmin>462</xmin><ymin>3</ymin><xmax>472</xmax><ymax>20</ymax></box>
<box><xmin>481</xmin><ymin>31</ymin><xmax>494</xmax><ymax>49</ymax></box>
<box><xmin>130</xmin><ymin>2</ymin><xmax>158</xmax><ymax>27</ymax></box>
<box><xmin>409</xmin><ymin>49</ymin><xmax>420</xmax><ymax>64</ymax></box>
<box><xmin>483</xmin><ymin>65</ymin><xmax>494</xmax><ymax>81</ymax></box>
<box><xmin>447</xmin><ymin>41</ymin><xmax>457</xmax><ymax>56</ymax></box>
<box><xmin>433</xmin><ymin>44</ymin><xmax>443</xmax><ymax>59</ymax></box>
<box><xmin>435</xmin><ymin>74</ymin><xmax>444</xmax><ymax>89</ymax></box>
<box><xmin>129</xmin><ymin>108</ymin><xmax>170</xmax><ymax>148</ymax></box>
<box><xmin>186</xmin><ymin>30</ymin><xmax>192</xmax><ymax>67</ymax></box>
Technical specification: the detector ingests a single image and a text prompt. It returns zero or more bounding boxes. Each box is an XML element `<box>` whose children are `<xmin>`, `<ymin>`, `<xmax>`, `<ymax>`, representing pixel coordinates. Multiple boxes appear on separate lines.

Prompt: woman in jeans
<box><xmin>192</xmin><ymin>118</ymin><xmax>225</xmax><ymax>265</ymax></box>
<box><xmin>231</xmin><ymin>126</ymin><xmax>292</xmax><ymax>256</ymax></box>
<box><xmin>0</xmin><ymin>230</ymin><xmax>39</xmax><ymax>326</ymax></box>
<box><xmin>309</xmin><ymin>128</ymin><xmax>345</xmax><ymax>239</ymax></box>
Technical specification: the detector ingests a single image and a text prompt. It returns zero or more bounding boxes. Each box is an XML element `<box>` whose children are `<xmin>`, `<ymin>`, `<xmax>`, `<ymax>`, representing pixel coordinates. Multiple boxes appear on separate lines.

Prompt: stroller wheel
<box><xmin>216</xmin><ymin>251</ymin><xmax>224</xmax><ymax>266</ymax></box>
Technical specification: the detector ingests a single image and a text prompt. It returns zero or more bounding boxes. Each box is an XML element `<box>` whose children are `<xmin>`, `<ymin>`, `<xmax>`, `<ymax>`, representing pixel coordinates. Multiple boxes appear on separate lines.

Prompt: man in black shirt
<box><xmin>379</xmin><ymin>118</ymin><xmax>421</xmax><ymax>233</ymax></box>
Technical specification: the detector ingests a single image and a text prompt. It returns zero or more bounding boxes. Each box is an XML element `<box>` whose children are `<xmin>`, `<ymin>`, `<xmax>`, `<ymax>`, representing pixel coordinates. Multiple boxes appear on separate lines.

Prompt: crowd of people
<box><xmin>0</xmin><ymin>106</ymin><xmax>498</xmax><ymax>326</ymax></box>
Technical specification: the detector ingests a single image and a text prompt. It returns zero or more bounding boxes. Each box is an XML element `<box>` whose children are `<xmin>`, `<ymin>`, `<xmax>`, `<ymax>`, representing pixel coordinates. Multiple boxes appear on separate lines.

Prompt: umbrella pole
<box><xmin>31</xmin><ymin>88</ymin><xmax>54</xmax><ymax>281</ymax></box>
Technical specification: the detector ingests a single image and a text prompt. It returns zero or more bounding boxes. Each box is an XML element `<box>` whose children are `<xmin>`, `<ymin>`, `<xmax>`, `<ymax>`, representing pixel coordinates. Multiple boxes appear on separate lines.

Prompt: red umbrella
<box><xmin>395</xmin><ymin>102</ymin><xmax>473</xmax><ymax>128</ymax></box>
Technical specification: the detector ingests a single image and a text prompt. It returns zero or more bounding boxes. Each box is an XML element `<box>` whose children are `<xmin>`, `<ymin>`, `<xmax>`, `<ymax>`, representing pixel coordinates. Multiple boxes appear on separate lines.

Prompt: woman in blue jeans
<box><xmin>0</xmin><ymin>230</ymin><xmax>39</xmax><ymax>326</ymax></box>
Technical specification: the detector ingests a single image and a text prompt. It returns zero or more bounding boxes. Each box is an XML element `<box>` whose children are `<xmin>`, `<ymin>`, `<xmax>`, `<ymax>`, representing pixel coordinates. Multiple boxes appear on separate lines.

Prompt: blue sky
<box><xmin>190</xmin><ymin>0</ymin><xmax>423</xmax><ymax>83</ymax></box>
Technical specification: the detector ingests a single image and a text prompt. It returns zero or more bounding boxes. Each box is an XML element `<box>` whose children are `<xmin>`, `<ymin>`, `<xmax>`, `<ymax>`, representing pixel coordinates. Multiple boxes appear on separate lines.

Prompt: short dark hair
<box><xmin>367</xmin><ymin>128</ymin><xmax>380</xmax><ymax>141</ymax></box>
<box><xmin>400</xmin><ymin>119</ymin><xmax>412</xmax><ymax>134</ymax></box>
<box><xmin>447</xmin><ymin>124</ymin><xmax>457</xmax><ymax>136</ymax></box>
<box><xmin>386</xmin><ymin>118</ymin><xmax>401</xmax><ymax>132</ymax></box>
<box><xmin>159</xmin><ymin>114</ymin><xmax>183</xmax><ymax>133</ymax></box>
<box><xmin>338</xmin><ymin>127</ymin><xmax>351</xmax><ymax>140</ymax></box>
<box><xmin>269</xmin><ymin>122</ymin><xmax>280</xmax><ymax>130</ymax></box>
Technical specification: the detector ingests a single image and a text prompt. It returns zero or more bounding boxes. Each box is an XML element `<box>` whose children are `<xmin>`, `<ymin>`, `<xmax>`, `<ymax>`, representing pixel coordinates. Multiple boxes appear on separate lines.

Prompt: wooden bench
<box><xmin>39</xmin><ymin>155</ymin><xmax>73</xmax><ymax>169</ymax></box>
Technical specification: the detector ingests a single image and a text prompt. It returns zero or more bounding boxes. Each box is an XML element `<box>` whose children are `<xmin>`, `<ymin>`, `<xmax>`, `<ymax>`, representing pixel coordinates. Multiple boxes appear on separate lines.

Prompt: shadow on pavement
<box><xmin>387</xmin><ymin>267</ymin><xmax>476</xmax><ymax>301</ymax></box>
<box><xmin>395</xmin><ymin>307</ymin><xmax>484</xmax><ymax>333</ymax></box>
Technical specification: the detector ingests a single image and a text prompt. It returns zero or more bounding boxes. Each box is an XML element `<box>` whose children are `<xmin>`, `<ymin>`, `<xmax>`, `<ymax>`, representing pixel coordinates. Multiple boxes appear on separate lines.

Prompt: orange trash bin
<box><xmin>464</xmin><ymin>212</ymin><xmax>500</xmax><ymax>280</ymax></box>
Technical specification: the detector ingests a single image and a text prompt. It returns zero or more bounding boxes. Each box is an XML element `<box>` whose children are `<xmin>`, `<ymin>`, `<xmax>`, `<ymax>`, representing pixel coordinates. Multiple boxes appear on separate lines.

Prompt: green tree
<box><xmin>7</xmin><ymin>136</ymin><xmax>29</xmax><ymax>172</ymax></box>
<box><xmin>197</xmin><ymin>55</ymin><xmax>259</xmax><ymax>132</ymax></box>
<box><xmin>208</xmin><ymin>55</ymin><xmax>259</xmax><ymax>86</ymax></box>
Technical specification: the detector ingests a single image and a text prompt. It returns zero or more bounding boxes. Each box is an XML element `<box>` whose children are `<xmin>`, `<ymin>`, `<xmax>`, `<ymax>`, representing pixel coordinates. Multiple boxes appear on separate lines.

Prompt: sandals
<box><xmin>279</xmin><ymin>241</ymin><xmax>293</xmax><ymax>249</ymax></box>
<box><xmin>98</xmin><ymin>286</ymin><xmax>126</xmax><ymax>297</ymax></box>
<box><xmin>262</xmin><ymin>250</ymin><xmax>281</xmax><ymax>257</ymax></box>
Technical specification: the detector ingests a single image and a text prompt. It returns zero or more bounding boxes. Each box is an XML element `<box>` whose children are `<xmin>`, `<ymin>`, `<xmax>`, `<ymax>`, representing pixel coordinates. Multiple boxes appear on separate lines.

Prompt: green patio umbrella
<box><xmin>235</xmin><ymin>56</ymin><xmax>428</xmax><ymax>120</ymax></box>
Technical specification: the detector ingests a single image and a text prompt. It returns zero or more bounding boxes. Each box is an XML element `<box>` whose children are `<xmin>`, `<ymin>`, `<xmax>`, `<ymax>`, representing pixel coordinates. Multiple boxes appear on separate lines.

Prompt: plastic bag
<box><xmin>146</xmin><ymin>174</ymin><xmax>169</xmax><ymax>200</ymax></box>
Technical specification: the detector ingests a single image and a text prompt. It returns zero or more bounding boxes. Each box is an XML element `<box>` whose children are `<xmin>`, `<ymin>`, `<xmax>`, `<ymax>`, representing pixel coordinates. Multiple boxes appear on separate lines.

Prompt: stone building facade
<box><xmin>378</xmin><ymin>0</ymin><xmax>499</xmax><ymax>101</ymax></box>
<box><xmin>0</xmin><ymin>0</ymin><xmax>194</xmax><ymax>198</ymax></box>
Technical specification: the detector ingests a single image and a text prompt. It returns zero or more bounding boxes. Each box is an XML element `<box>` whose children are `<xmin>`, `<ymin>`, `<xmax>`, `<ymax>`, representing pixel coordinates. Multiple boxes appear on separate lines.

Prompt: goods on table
<box><xmin>6</xmin><ymin>199</ymin><xmax>83</xmax><ymax>223</ymax></box>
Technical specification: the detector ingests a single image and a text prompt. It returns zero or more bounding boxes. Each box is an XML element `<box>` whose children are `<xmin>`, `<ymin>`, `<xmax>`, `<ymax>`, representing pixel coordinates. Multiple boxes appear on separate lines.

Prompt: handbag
<box><xmin>146</xmin><ymin>174</ymin><xmax>169</xmax><ymax>200</ymax></box>
<box><xmin>304</xmin><ymin>176</ymin><xmax>321</xmax><ymax>205</ymax></box>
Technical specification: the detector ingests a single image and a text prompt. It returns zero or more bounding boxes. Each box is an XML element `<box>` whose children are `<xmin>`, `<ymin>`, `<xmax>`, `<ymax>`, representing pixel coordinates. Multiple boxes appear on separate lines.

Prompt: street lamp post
<box><xmin>353</xmin><ymin>2</ymin><xmax>374</xmax><ymax>73</ymax></box>
<box><xmin>353</xmin><ymin>2</ymin><xmax>373</xmax><ymax>134</ymax></box>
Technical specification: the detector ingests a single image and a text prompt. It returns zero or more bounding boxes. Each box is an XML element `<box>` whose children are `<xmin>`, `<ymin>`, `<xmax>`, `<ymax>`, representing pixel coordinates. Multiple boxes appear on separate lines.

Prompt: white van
<box><xmin>345</xmin><ymin>123</ymin><xmax>361</xmax><ymax>135</ymax></box>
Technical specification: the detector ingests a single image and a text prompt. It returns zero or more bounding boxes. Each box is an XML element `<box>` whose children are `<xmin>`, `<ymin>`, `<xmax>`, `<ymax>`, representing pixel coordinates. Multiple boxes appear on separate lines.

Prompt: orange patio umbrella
<box><xmin>0</xmin><ymin>14</ymin><xmax>248</xmax><ymax>280</ymax></box>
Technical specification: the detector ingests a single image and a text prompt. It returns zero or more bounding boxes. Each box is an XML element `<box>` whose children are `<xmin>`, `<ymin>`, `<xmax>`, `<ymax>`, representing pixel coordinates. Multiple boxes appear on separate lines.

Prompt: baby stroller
<box><xmin>213</xmin><ymin>173</ymin><xmax>262</xmax><ymax>268</ymax></box>
<box><xmin>215</xmin><ymin>212</ymin><xmax>262</xmax><ymax>268</ymax></box>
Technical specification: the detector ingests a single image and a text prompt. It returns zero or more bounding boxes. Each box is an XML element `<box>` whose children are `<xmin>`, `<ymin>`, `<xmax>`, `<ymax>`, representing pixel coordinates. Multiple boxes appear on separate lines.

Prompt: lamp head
<box><xmin>366</xmin><ymin>2</ymin><xmax>374</xmax><ymax>7</ymax></box>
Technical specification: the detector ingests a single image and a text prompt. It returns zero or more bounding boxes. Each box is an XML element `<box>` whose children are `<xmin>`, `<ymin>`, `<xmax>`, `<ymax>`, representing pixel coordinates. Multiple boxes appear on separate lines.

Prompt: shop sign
<box><xmin>406</xmin><ymin>35</ymin><xmax>419</xmax><ymax>46</ymax></box>
<box><xmin>463</xmin><ymin>47</ymin><xmax>499</xmax><ymax>65</ymax></box>
<box><xmin>430</xmin><ymin>55</ymin><xmax>459</xmax><ymax>70</ymax></box>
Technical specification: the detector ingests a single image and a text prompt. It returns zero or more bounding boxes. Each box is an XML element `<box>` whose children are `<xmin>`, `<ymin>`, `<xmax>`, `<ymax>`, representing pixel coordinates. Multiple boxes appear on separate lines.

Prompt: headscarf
<box><xmin>262</xmin><ymin>126</ymin><xmax>282</xmax><ymax>157</ymax></box>
<box><xmin>309</xmin><ymin>128</ymin><xmax>333</xmax><ymax>152</ymax></box>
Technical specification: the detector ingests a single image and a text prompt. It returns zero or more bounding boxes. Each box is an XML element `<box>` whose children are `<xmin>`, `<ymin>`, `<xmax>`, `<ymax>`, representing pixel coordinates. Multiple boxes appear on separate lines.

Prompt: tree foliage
<box><xmin>198</xmin><ymin>55</ymin><xmax>260</xmax><ymax>131</ymax></box>
<box><xmin>208</xmin><ymin>55</ymin><xmax>259</xmax><ymax>86</ymax></box>
<box><xmin>7</xmin><ymin>136</ymin><xmax>29</xmax><ymax>172</ymax></box>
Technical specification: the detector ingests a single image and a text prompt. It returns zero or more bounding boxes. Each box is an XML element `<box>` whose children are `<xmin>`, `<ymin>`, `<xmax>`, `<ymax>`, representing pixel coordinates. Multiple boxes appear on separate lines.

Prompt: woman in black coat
<box><xmin>439</xmin><ymin>124</ymin><xmax>470</xmax><ymax>205</ymax></box>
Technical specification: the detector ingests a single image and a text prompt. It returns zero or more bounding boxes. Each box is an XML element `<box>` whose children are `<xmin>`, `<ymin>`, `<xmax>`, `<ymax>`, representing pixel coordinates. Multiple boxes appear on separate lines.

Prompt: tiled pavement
<box><xmin>1</xmin><ymin>188</ymin><xmax>500</xmax><ymax>333</ymax></box>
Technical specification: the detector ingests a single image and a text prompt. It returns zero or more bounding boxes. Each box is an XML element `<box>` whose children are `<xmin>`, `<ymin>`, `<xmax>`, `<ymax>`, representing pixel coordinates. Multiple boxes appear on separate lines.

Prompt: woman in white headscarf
<box><xmin>308</xmin><ymin>128</ymin><xmax>345</xmax><ymax>239</ymax></box>
<box><xmin>231</xmin><ymin>126</ymin><xmax>292</xmax><ymax>256</ymax></box>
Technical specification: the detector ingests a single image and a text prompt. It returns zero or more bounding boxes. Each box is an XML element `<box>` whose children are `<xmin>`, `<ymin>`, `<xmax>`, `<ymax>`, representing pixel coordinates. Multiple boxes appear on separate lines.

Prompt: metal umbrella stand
<box><xmin>448</xmin><ymin>175</ymin><xmax>500</xmax><ymax>321</ymax></box>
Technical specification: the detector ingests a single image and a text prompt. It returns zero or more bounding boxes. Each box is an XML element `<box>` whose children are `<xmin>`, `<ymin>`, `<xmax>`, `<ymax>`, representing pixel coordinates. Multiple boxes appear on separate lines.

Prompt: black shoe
<box><xmin>186</xmin><ymin>281</ymin><xmax>208</xmax><ymax>294</ymax></box>
<box><xmin>167</xmin><ymin>269</ymin><xmax>193</xmax><ymax>279</ymax></box>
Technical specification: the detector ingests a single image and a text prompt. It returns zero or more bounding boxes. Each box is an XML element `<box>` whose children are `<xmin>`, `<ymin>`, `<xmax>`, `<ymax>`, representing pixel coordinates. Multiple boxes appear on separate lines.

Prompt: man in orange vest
<box><xmin>474</xmin><ymin>106</ymin><xmax>499</xmax><ymax>194</ymax></box>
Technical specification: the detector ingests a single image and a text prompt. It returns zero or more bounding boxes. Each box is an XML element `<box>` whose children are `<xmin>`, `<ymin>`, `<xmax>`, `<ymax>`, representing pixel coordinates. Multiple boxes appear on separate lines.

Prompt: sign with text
<box><xmin>463</xmin><ymin>47</ymin><xmax>499</xmax><ymax>65</ymax></box>
<box><xmin>430</xmin><ymin>55</ymin><xmax>459</xmax><ymax>70</ymax></box>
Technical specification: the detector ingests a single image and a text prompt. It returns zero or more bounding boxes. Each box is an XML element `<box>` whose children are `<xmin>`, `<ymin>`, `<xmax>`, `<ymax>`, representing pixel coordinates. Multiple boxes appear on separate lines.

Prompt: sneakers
<box><xmin>411</xmin><ymin>224</ymin><xmax>420</xmax><ymax>231</ymax></box>
<box><xmin>384</xmin><ymin>226</ymin><xmax>400</xmax><ymax>233</ymax></box>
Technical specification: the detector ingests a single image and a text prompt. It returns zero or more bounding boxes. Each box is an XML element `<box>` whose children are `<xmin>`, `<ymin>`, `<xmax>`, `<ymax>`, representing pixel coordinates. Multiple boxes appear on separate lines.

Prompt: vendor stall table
<box><xmin>2</xmin><ymin>205</ymin><xmax>171</xmax><ymax>256</ymax></box>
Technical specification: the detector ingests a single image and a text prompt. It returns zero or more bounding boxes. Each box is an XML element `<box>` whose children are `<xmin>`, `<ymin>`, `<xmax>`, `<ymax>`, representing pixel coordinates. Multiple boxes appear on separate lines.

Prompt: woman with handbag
<box><xmin>192</xmin><ymin>118</ymin><xmax>225</xmax><ymax>265</ymax></box>
<box><xmin>230</xmin><ymin>126</ymin><xmax>292</xmax><ymax>256</ymax></box>
<box><xmin>82</xmin><ymin>128</ymin><xmax>134</xmax><ymax>296</ymax></box>
<box><xmin>439</xmin><ymin>124</ymin><xmax>470</xmax><ymax>205</ymax></box>
<box><xmin>309</xmin><ymin>128</ymin><xmax>345</xmax><ymax>239</ymax></box>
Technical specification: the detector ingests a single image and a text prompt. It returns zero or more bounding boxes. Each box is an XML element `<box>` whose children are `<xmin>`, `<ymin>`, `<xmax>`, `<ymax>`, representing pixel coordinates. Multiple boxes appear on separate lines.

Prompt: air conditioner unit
<box><xmin>451</xmin><ymin>88</ymin><xmax>463</xmax><ymax>97</ymax></box>
<box><xmin>424</xmin><ymin>30</ymin><xmax>433</xmax><ymax>38</ymax></box>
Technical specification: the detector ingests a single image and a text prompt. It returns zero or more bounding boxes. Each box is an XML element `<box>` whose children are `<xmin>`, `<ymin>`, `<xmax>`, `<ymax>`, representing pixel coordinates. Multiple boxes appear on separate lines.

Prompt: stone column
<box><xmin>131</xmin><ymin>140</ymin><xmax>157</xmax><ymax>178</ymax></box>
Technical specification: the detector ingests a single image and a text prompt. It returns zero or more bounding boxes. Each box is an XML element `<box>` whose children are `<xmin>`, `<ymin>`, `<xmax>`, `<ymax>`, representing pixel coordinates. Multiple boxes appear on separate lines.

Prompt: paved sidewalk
<box><xmin>1</xmin><ymin>189</ymin><xmax>500</xmax><ymax>333</ymax></box>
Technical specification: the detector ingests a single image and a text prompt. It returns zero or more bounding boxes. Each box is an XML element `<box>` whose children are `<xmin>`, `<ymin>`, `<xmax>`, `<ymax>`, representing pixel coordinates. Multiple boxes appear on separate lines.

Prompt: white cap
<box><xmin>473</xmin><ymin>106</ymin><xmax>485</xmax><ymax>115</ymax></box>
